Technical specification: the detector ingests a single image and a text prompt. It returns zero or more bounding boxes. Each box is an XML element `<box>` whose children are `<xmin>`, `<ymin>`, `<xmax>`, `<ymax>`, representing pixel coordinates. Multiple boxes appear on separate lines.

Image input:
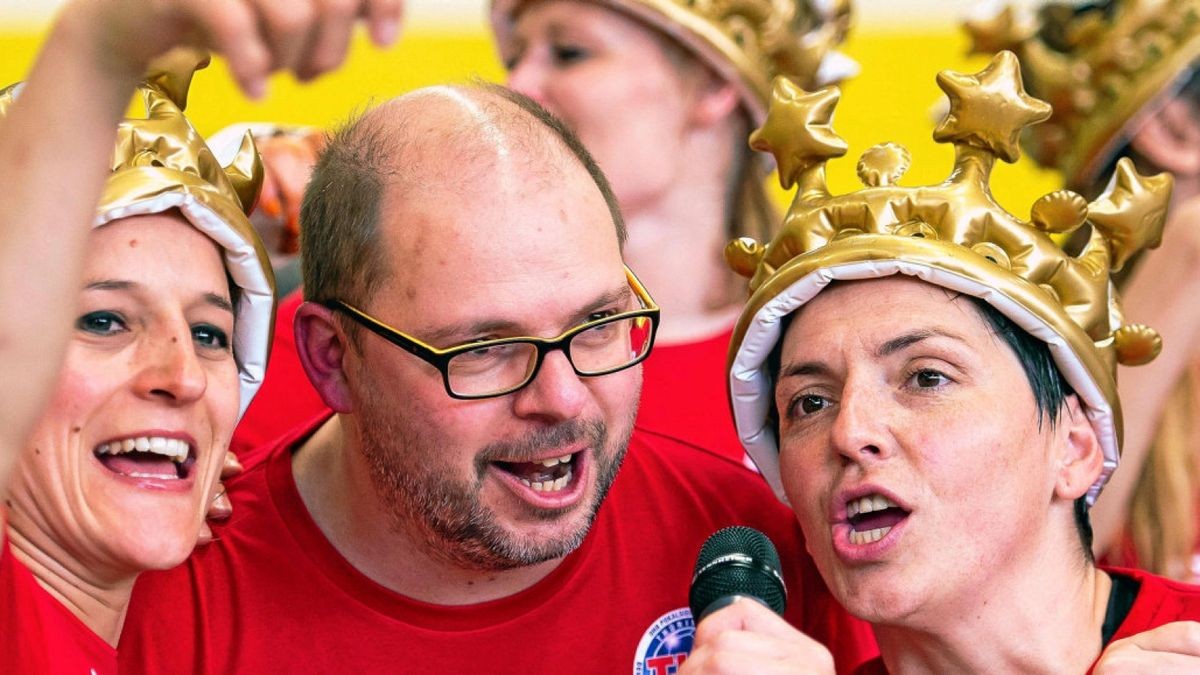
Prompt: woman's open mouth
<box><xmin>845</xmin><ymin>494</ymin><xmax>910</xmax><ymax>545</ymax></box>
<box><xmin>94</xmin><ymin>436</ymin><xmax>196</xmax><ymax>480</ymax></box>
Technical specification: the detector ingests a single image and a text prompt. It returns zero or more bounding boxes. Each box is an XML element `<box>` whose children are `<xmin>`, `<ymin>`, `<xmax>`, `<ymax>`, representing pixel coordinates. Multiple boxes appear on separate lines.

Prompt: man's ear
<box><xmin>1054</xmin><ymin>395</ymin><xmax>1106</xmax><ymax>501</ymax></box>
<box><xmin>294</xmin><ymin>302</ymin><xmax>355</xmax><ymax>413</ymax></box>
<box><xmin>1130</xmin><ymin>98</ymin><xmax>1200</xmax><ymax>176</ymax></box>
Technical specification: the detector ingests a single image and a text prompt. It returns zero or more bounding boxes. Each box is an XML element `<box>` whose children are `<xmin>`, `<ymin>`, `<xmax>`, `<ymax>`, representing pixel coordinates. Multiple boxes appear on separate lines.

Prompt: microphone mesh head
<box><xmin>689</xmin><ymin>526</ymin><xmax>786</xmax><ymax>619</ymax></box>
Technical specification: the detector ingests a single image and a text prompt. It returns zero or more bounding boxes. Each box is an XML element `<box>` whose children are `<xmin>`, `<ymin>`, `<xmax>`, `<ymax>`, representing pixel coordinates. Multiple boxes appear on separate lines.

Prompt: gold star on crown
<box><xmin>966</xmin><ymin>0</ymin><xmax>1200</xmax><ymax>188</ymax></box>
<box><xmin>115</xmin><ymin>48</ymin><xmax>262</xmax><ymax>214</ymax></box>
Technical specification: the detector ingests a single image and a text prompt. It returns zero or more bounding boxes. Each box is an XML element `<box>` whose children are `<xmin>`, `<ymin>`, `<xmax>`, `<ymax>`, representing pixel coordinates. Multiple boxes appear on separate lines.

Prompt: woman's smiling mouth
<box><xmin>94</xmin><ymin>436</ymin><xmax>196</xmax><ymax>480</ymax></box>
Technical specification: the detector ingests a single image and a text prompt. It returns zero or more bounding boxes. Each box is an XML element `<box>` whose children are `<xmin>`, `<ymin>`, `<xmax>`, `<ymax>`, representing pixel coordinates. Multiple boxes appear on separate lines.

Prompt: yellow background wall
<box><xmin>0</xmin><ymin>7</ymin><xmax>1062</xmax><ymax>215</ymax></box>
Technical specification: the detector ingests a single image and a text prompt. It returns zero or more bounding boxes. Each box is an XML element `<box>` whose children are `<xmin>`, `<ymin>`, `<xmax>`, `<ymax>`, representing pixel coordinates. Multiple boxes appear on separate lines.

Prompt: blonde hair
<box><xmin>1128</xmin><ymin>370</ymin><xmax>1200</xmax><ymax>580</ymax></box>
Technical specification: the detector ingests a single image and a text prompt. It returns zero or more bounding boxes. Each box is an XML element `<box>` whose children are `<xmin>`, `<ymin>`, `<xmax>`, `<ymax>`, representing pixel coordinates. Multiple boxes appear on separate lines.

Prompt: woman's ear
<box><xmin>1130</xmin><ymin>98</ymin><xmax>1200</xmax><ymax>176</ymax></box>
<box><xmin>1054</xmin><ymin>395</ymin><xmax>1107</xmax><ymax>501</ymax></box>
<box><xmin>293</xmin><ymin>302</ymin><xmax>355</xmax><ymax>413</ymax></box>
<box><xmin>689</xmin><ymin>75</ymin><xmax>741</xmax><ymax>129</ymax></box>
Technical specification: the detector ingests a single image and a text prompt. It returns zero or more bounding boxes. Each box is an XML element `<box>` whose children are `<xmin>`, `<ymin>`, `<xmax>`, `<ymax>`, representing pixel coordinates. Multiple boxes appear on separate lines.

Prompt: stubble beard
<box><xmin>354</xmin><ymin>378</ymin><xmax>633</xmax><ymax>571</ymax></box>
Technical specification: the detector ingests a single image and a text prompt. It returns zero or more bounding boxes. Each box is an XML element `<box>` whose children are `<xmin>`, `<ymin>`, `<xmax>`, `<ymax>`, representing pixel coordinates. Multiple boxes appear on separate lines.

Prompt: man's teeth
<box><xmin>846</xmin><ymin>494</ymin><xmax>899</xmax><ymax>519</ymax></box>
<box><xmin>95</xmin><ymin>436</ymin><xmax>189</xmax><ymax>463</ymax></box>
<box><xmin>849</xmin><ymin>527</ymin><xmax>892</xmax><ymax>545</ymax></box>
<box><xmin>536</xmin><ymin>454</ymin><xmax>572</xmax><ymax>468</ymax></box>
<box><xmin>519</xmin><ymin>467</ymin><xmax>573</xmax><ymax>492</ymax></box>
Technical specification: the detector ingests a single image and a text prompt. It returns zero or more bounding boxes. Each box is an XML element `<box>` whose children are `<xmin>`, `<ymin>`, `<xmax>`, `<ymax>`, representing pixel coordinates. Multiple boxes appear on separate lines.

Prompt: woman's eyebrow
<box><xmin>778</xmin><ymin>361</ymin><xmax>832</xmax><ymax>381</ymax></box>
<box><xmin>875</xmin><ymin>328</ymin><xmax>965</xmax><ymax>358</ymax></box>
<box><xmin>86</xmin><ymin>280</ymin><xmax>233</xmax><ymax>315</ymax></box>
<box><xmin>85</xmin><ymin>279</ymin><xmax>134</xmax><ymax>292</ymax></box>
<box><xmin>203</xmin><ymin>292</ymin><xmax>234</xmax><ymax>314</ymax></box>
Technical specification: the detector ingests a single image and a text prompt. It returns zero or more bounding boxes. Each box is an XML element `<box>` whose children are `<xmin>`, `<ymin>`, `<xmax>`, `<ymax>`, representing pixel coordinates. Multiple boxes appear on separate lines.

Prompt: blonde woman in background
<box><xmin>970</xmin><ymin>0</ymin><xmax>1200</xmax><ymax>580</ymax></box>
<box><xmin>231</xmin><ymin>0</ymin><xmax>858</xmax><ymax>465</ymax></box>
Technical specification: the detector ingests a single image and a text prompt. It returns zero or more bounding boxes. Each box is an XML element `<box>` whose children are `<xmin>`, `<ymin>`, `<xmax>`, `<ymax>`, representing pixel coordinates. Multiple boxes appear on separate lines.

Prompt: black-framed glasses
<box><xmin>325</xmin><ymin>266</ymin><xmax>660</xmax><ymax>399</ymax></box>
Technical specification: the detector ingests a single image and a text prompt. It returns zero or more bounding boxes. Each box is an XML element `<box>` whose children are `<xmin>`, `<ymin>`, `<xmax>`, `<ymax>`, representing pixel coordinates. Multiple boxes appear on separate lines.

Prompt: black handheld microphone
<box><xmin>688</xmin><ymin>526</ymin><xmax>787</xmax><ymax>623</ymax></box>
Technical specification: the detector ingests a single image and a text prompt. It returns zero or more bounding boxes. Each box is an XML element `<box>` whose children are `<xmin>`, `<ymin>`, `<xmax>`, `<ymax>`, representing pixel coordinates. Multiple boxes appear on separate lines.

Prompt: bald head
<box><xmin>300</xmin><ymin>83</ymin><xmax>623</xmax><ymax>308</ymax></box>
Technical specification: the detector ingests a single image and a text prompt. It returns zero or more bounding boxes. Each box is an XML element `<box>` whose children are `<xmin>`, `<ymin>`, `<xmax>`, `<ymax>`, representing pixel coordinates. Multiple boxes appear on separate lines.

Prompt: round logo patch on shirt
<box><xmin>633</xmin><ymin>607</ymin><xmax>695</xmax><ymax>675</ymax></box>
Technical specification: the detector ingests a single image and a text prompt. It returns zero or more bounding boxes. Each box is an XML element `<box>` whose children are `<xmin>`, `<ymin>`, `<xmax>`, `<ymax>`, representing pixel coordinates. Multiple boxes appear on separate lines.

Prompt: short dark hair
<box><xmin>766</xmin><ymin>285</ymin><xmax>1093</xmax><ymax>560</ymax></box>
<box><xmin>300</xmin><ymin>110</ymin><xmax>393</xmax><ymax>308</ymax></box>
<box><xmin>966</xmin><ymin>298</ymin><xmax>1093</xmax><ymax>561</ymax></box>
<box><xmin>300</xmin><ymin>84</ymin><xmax>625</xmax><ymax>311</ymax></box>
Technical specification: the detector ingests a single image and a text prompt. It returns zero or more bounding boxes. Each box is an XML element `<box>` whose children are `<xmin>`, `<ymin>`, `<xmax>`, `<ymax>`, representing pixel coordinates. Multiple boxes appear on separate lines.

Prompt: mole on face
<box><xmin>129</xmin><ymin>239</ymin><xmax>138</xmax><ymax>248</ymax></box>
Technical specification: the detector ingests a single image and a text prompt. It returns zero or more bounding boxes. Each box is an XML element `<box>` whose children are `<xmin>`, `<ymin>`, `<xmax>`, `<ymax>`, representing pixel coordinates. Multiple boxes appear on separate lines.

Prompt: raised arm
<box><xmin>0</xmin><ymin>0</ymin><xmax>402</xmax><ymax>500</ymax></box>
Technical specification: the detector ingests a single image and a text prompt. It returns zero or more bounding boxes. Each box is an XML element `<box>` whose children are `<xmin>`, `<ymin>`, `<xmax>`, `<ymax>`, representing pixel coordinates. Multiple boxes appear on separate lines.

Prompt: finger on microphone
<box><xmin>695</xmin><ymin>597</ymin><xmax>800</xmax><ymax>642</ymax></box>
<box><xmin>686</xmin><ymin>599</ymin><xmax>836</xmax><ymax>675</ymax></box>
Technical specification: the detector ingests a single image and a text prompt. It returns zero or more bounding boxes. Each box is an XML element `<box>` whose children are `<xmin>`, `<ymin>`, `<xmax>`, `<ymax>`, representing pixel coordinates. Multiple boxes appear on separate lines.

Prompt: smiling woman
<box><xmin>0</xmin><ymin>1</ymin><xmax>402</xmax><ymax>672</ymax></box>
<box><xmin>0</xmin><ymin>54</ymin><xmax>276</xmax><ymax>674</ymax></box>
<box><xmin>12</xmin><ymin>213</ymin><xmax>252</xmax><ymax>570</ymax></box>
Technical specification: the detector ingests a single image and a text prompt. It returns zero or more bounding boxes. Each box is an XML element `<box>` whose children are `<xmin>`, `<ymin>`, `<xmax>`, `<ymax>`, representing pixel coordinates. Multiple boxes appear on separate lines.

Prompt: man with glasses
<box><xmin>118</xmin><ymin>83</ymin><xmax>875</xmax><ymax>672</ymax></box>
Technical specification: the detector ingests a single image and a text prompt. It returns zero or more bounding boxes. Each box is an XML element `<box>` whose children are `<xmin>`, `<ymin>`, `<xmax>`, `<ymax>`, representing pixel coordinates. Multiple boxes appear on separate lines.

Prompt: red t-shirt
<box><xmin>0</xmin><ymin>535</ymin><xmax>117</xmax><ymax>674</ymax></box>
<box><xmin>1104</xmin><ymin>566</ymin><xmax>1200</xmax><ymax>641</ymax></box>
<box><xmin>853</xmin><ymin>566</ymin><xmax>1200</xmax><ymax>674</ymax></box>
<box><xmin>230</xmin><ymin>292</ymin><xmax>749</xmax><ymax>467</ymax></box>
<box><xmin>121</xmin><ymin>416</ymin><xmax>876</xmax><ymax>674</ymax></box>
<box><xmin>635</xmin><ymin>326</ymin><xmax>748</xmax><ymax>465</ymax></box>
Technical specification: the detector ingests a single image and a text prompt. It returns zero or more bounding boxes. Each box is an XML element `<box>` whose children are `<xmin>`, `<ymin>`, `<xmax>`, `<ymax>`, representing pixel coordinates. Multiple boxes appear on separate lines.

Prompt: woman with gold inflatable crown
<box><xmin>680</xmin><ymin>51</ymin><xmax>1200</xmax><ymax>673</ymax></box>
<box><xmin>967</xmin><ymin>0</ymin><xmax>1200</xmax><ymax>583</ymax></box>
<box><xmin>0</xmin><ymin>1</ymin><xmax>399</xmax><ymax>671</ymax></box>
<box><xmin>227</xmin><ymin>0</ymin><xmax>858</xmax><ymax>466</ymax></box>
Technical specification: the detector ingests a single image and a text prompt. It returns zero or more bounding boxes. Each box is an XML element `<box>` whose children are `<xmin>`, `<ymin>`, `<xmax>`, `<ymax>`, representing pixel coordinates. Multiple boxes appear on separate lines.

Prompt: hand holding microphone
<box><xmin>682</xmin><ymin>527</ymin><xmax>835</xmax><ymax>675</ymax></box>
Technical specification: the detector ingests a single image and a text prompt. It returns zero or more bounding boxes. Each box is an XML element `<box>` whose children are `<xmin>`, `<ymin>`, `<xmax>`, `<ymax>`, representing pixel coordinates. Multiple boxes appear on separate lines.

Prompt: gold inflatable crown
<box><xmin>114</xmin><ymin>48</ymin><xmax>262</xmax><ymax>214</ymax></box>
<box><xmin>491</xmin><ymin>0</ymin><xmax>856</xmax><ymax>122</ymax></box>
<box><xmin>966</xmin><ymin>0</ymin><xmax>1200</xmax><ymax>188</ymax></box>
<box><xmin>0</xmin><ymin>48</ymin><xmax>263</xmax><ymax>215</ymax></box>
<box><xmin>725</xmin><ymin>51</ymin><xmax>1174</xmax><ymax>504</ymax></box>
<box><xmin>729</xmin><ymin>50</ymin><xmax>1171</xmax><ymax>367</ymax></box>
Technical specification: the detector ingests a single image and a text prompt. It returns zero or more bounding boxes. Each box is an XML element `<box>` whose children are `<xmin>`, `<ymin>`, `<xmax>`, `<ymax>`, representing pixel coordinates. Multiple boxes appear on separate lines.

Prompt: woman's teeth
<box><xmin>95</xmin><ymin>436</ymin><xmax>189</xmax><ymax>463</ymax></box>
<box><xmin>847</xmin><ymin>494</ymin><xmax>899</xmax><ymax>518</ymax></box>
<box><xmin>849</xmin><ymin>527</ymin><xmax>891</xmax><ymax>545</ymax></box>
<box><xmin>845</xmin><ymin>493</ymin><xmax>906</xmax><ymax>546</ymax></box>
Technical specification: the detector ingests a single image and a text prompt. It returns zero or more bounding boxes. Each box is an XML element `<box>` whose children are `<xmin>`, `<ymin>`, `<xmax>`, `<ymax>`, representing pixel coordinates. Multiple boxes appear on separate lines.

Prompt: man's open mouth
<box><xmin>846</xmin><ymin>494</ymin><xmax>910</xmax><ymax>545</ymax></box>
<box><xmin>94</xmin><ymin>436</ymin><xmax>195</xmax><ymax>480</ymax></box>
<box><xmin>492</xmin><ymin>452</ymin><xmax>579</xmax><ymax>494</ymax></box>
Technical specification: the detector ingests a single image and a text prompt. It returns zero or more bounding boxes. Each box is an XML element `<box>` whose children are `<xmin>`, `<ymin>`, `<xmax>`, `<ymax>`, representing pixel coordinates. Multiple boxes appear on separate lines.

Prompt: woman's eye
<box><xmin>193</xmin><ymin>324</ymin><xmax>231</xmax><ymax>351</ymax></box>
<box><xmin>788</xmin><ymin>394</ymin><xmax>829</xmax><ymax>418</ymax></box>
<box><xmin>77</xmin><ymin>311</ymin><xmax>126</xmax><ymax>335</ymax></box>
<box><xmin>551</xmin><ymin>43</ymin><xmax>588</xmax><ymax>65</ymax></box>
<box><xmin>911</xmin><ymin>369</ymin><xmax>950</xmax><ymax>389</ymax></box>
